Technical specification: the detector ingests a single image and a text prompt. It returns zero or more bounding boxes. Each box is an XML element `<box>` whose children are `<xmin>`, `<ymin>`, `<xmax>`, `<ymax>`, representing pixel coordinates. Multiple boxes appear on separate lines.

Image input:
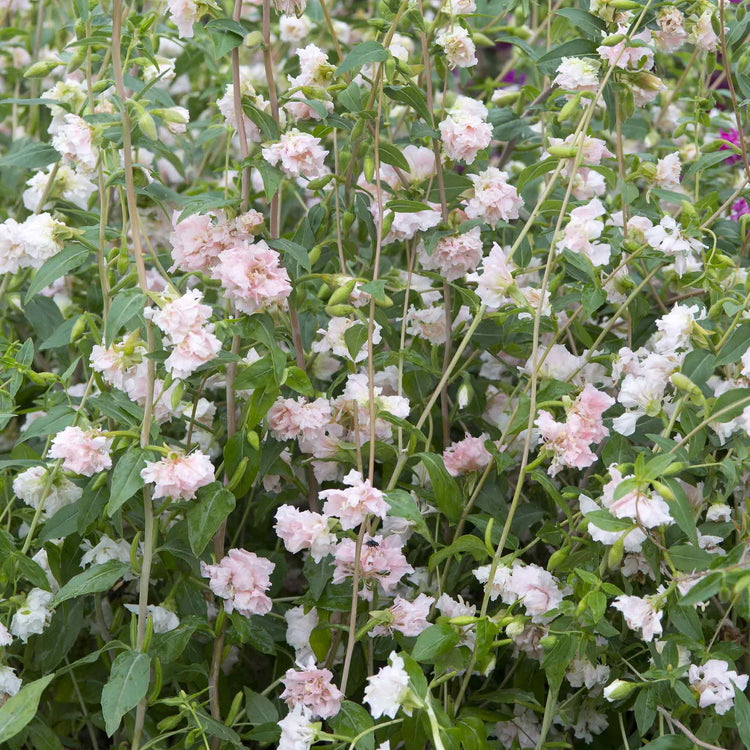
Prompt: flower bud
<box><xmin>364</xmin><ymin>155</ymin><xmax>375</xmax><ymax>183</ymax></box>
<box><xmin>670</xmin><ymin>372</ymin><xmax>702</xmax><ymax>398</ymax></box>
<box><xmin>24</xmin><ymin>60</ymin><xmax>62</xmax><ymax>78</ymax></box>
<box><xmin>539</xmin><ymin>634</ymin><xmax>558</xmax><ymax>649</ymax></box>
<box><xmin>135</xmin><ymin>105</ymin><xmax>158</xmax><ymax>140</ymax></box>
<box><xmin>600</xmin><ymin>33</ymin><xmax>626</xmax><ymax>46</ymax></box>
<box><xmin>325</xmin><ymin>303</ymin><xmax>356</xmax><ymax>316</ymax></box>
<box><xmin>557</xmin><ymin>94</ymin><xmax>582</xmax><ymax>122</ymax></box>
<box><xmin>505</xmin><ymin>617</ymin><xmax>525</xmax><ymax>637</ymax></box>
<box><xmin>70</xmin><ymin>315</ymin><xmax>87</xmax><ymax>343</ymax></box>
<box><xmin>306</xmin><ymin>174</ymin><xmax>335</xmax><ymax>190</ymax></box>
<box><xmin>651</xmin><ymin>480</ymin><xmax>674</xmax><ymax>502</ymax></box>
<box><xmin>308</xmin><ymin>244</ymin><xmax>322</xmax><ymax>266</ymax></box>
<box><xmin>328</xmin><ymin>277</ymin><xmax>358</xmax><ymax>306</ymax></box>
<box><xmin>247</xmin><ymin>430</ymin><xmax>260</xmax><ymax>450</ymax></box>
<box><xmin>607</xmin><ymin>536</ymin><xmax>624</xmax><ymax>569</ymax></box>
<box><xmin>245</xmin><ymin>30</ymin><xmax>263</xmax><ymax>48</ymax></box>
<box><xmin>547</xmin><ymin>145</ymin><xmax>578</xmax><ymax>159</ymax></box>
<box><xmin>604</xmin><ymin>679</ymin><xmax>637</xmax><ymax>702</ymax></box>
<box><xmin>547</xmin><ymin>544</ymin><xmax>570</xmax><ymax>571</ymax></box>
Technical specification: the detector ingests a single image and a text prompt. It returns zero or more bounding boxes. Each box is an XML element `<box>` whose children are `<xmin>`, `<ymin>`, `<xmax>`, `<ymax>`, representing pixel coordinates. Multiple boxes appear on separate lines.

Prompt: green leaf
<box><xmin>712</xmin><ymin>387</ymin><xmax>750</xmax><ymax>422</ymax></box>
<box><xmin>734</xmin><ymin>683</ymin><xmax>750</xmax><ymax>749</ymax></box>
<box><xmin>378</xmin><ymin>142</ymin><xmax>410</xmax><ymax>171</ymax></box>
<box><xmin>682</xmin><ymin>151</ymin><xmax>732</xmax><ymax>180</ymax></box>
<box><xmin>660</xmin><ymin>478</ymin><xmax>699</xmax><ymax>546</ymax></box>
<box><xmin>336</xmin><ymin>41</ymin><xmax>388</xmax><ymax>77</ymax></box>
<box><xmin>25</xmin><ymin>245</ymin><xmax>89</xmax><ymax>303</ymax></box>
<box><xmin>284</xmin><ymin>366</ymin><xmax>314</xmax><ymax>397</ymax></box>
<box><xmin>584</xmin><ymin>509</ymin><xmax>634</xmax><ymax>532</ymax></box>
<box><xmin>268</xmin><ymin>238</ymin><xmax>311</xmax><ymax>273</ymax></box>
<box><xmin>338</xmin><ymin>81</ymin><xmax>363</xmax><ymax>112</ymax></box>
<box><xmin>427</xmin><ymin>172</ymin><xmax>473</xmax><ymax>203</ymax></box>
<box><xmin>242</xmin><ymin>100</ymin><xmax>279</xmax><ymax>141</ymax></box>
<box><xmin>107</xmin><ymin>448</ymin><xmax>152</xmax><ymax>516</ymax></box>
<box><xmin>53</xmin><ymin>560</ymin><xmax>130</xmax><ymax>606</ymax></box>
<box><xmin>228</xmin><ymin>612</ymin><xmax>276</xmax><ymax>654</ymax></box>
<box><xmin>429</xmin><ymin>534</ymin><xmax>490</xmax><ymax>570</ymax></box>
<box><xmin>412</xmin><ymin>623</ymin><xmax>459</xmax><ymax>663</ymax></box>
<box><xmin>678</xmin><ymin>570</ymin><xmax>722</xmax><ymax>606</ymax></box>
<box><xmin>343</xmin><ymin>323</ymin><xmax>367</xmax><ymax>360</ymax></box>
<box><xmin>101</xmin><ymin>650</ymin><xmax>151</xmax><ymax>737</ymax></box>
<box><xmin>329</xmin><ymin>701</ymin><xmax>375</xmax><ymax>750</ymax></box>
<box><xmin>205</xmin><ymin>18</ymin><xmax>246</xmax><ymax>59</ymax></box>
<box><xmin>634</xmin><ymin>687</ymin><xmax>656</xmax><ymax>735</ymax></box>
<box><xmin>384</xmin><ymin>83</ymin><xmax>432</xmax><ymax>124</ymax></box>
<box><xmin>384</xmin><ymin>489</ymin><xmax>431</xmax><ymax>541</ymax></box>
<box><xmin>243</xmin><ymin>689</ymin><xmax>279</xmax><ymax>725</ymax></box>
<box><xmin>0</xmin><ymin>674</ymin><xmax>56</xmax><ymax>743</ymax></box>
<box><xmin>715</xmin><ymin>322</ymin><xmax>750</xmax><ymax>366</ymax></box>
<box><xmin>681</xmin><ymin>348</ymin><xmax>716</xmax><ymax>388</ymax></box>
<box><xmin>11</xmin><ymin>552</ymin><xmax>52</xmax><ymax>590</ymax></box>
<box><xmin>517</xmin><ymin>158</ymin><xmax>557</xmax><ymax>191</ymax></box>
<box><xmin>187</xmin><ymin>482</ymin><xmax>236</xmax><ymax>555</ymax></box>
<box><xmin>255</xmin><ymin>158</ymin><xmax>284</xmax><ymax>201</ymax></box>
<box><xmin>38</xmin><ymin>316</ymin><xmax>80</xmax><ymax>351</ymax></box>
<box><xmin>419</xmin><ymin>452</ymin><xmax>462</xmax><ymax>522</ymax></box>
<box><xmin>554</xmin><ymin>7</ymin><xmax>606</xmax><ymax>38</ymax></box>
<box><xmin>668</xmin><ymin>544</ymin><xmax>715</xmax><ymax>572</ymax></box>
<box><xmin>640</xmin><ymin>736</ymin><xmax>691</xmax><ymax>750</ymax></box>
<box><xmin>385</xmin><ymin>199</ymin><xmax>434</xmax><ymax>213</ymax></box>
<box><xmin>106</xmin><ymin>288</ymin><xmax>146</xmax><ymax>346</ymax></box>
<box><xmin>0</xmin><ymin>139</ymin><xmax>59</xmax><ymax>169</ymax></box>
<box><xmin>17</xmin><ymin>405</ymin><xmax>76</xmax><ymax>443</ymax></box>
<box><xmin>536</xmin><ymin>39</ymin><xmax>597</xmax><ymax>75</ymax></box>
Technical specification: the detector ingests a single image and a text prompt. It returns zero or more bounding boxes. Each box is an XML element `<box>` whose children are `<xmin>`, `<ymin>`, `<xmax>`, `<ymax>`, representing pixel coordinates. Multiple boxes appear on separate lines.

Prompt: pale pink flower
<box><xmin>372</xmin><ymin>594</ymin><xmax>434</xmax><ymax>637</ymax></box>
<box><xmin>464</xmin><ymin>167</ymin><xmax>523</xmax><ymax>227</ymax></box>
<box><xmin>439</xmin><ymin>109</ymin><xmax>492</xmax><ymax>165</ymax></box>
<box><xmin>169</xmin><ymin>211</ymin><xmax>230</xmax><ymax>273</ymax></box>
<box><xmin>147</xmin><ymin>290</ymin><xmax>213</xmax><ymax>342</ymax></box>
<box><xmin>165</xmin><ymin>329</ymin><xmax>222</xmax><ymax>379</ymax></box>
<box><xmin>268</xmin><ymin>397</ymin><xmax>332</xmax><ymax>442</ymax></box>
<box><xmin>597</xmin><ymin>26</ymin><xmax>654</xmax><ymax>70</ymax></box>
<box><xmin>167</xmin><ymin>0</ymin><xmax>199</xmax><ymax>37</ymax></box>
<box><xmin>443</xmin><ymin>434</ymin><xmax>492</xmax><ymax>476</ymax></box>
<box><xmin>654</xmin><ymin>152</ymin><xmax>681</xmax><ymax>188</ymax></box>
<box><xmin>381</xmin><ymin>206</ymin><xmax>442</xmax><ymax>244</ymax></box>
<box><xmin>689</xmin><ymin>660</ymin><xmax>748</xmax><ymax>715</ymax></box>
<box><xmin>548</xmin><ymin>135</ymin><xmax>614</xmax><ymax>166</ymax></box>
<box><xmin>509</xmin><ymin>564</ymin><xmax>565</xmax><ymax>620</ymax></box>
<box><xmin>140</xmin><ymin>450</ymin><xmax>215</xmax><ymax>500</ymax></box>
<box><xmin>601</xmin><ymin>465</ymin><xmax>673</xmax><ymax>528</ymax></box>
<box><xmin>262</xmin><ymin>129</ymin><xmax>328</xmax><ymax>179</ymax></box>
<box><xmin>419</xmin><ymin>227</ymin><xmax>483</xmax><ymax>281</ymax></box>
<box><xmin>553</xmin><ymin>57</ymin><xmax>600</xmax><ymax>91</ymax></box>
<box><xmin>536</xmin><ymin>412</ymin><xmax>597</xmax><ymax>476</ymax></box>
<box><xmin>281</xmin><ymin>659</ymin><xmax>344</xmax><ymax>719</ymax></box>
<box><xmin>320</xmin><ymin>469</ymin><xmax>389</xmax><ymax>530</ymax></box>
<box><xmin>656</xmin><ymin>7</ymin><xmax>688</xmax><ymax>52</ymax></box>
<box><xmin>467</xmin><ymin>242</ymin><xmax>515</xmax><ymax>308</ymax></box>
<box><xmin>333</xmin><ymin>535</ymin><xmax>414</xmax><ymax>599</ymax></box>
<box><xmin>274</xmin><ymin>505</ymin><xmax>336</xmax><ymax>561</ymax></box>
<box><xmin>556</xmin><ymin>198</ymin><xmax>611</xmax><ymax>267</ymax></box>
<box><xmin>690</xmin><ymin>11</ymin><xmax>720</xmax><ymax>52</ymax></box>
<box><xmin>49</xmin><ymin>426</ymin><xmax>112</xmax><ymax>476</ymax></box>
<box><xmin>50</xmin><ymin>113</ymin><xmax>98</xmax><ymax>172</ymax></box>
<box><xmin>580</xmin><ymin>495</ymin><xmax>646</xmax><ymax>552</ymax></box>
<box><xmin>612</xmin><ymin>594</ymin><xmax>663</xmax><ymax>641</ymax></box>
<box><xmin>201</xmin><ymin>549</ymin><xmax>275</xmax><ymax>617</ymax></box>
<box><xmin>436</xmin><ymin>27</ymin><xmax>477</xmax><ymax>68</ymax></box>
<box><xmin>405</xmin><ymin>304</ymin><xmax>471</xmax><ymax>345</ymax></box>
<box><xmin>90</xmin><ymin>343</ymin><xmax>139</xmax><ymax>390</ymax></box>
<box><xmin>212</xmin><ymin>241</ymin><xmax>292</xmax><ymax>314</ymax></box>
<box><xmin>568</xmin><ymin>384</ymin><xmax>615</xmax><ymax>443</ymax></box>
<box><xmin>217</xmin><ymin>82</ymin><xmax>263</xmax><ymax>142</ymax></box>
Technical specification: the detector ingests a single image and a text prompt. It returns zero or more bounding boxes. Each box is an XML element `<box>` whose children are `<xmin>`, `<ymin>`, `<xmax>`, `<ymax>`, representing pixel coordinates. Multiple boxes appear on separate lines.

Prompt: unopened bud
<box><xmin>670</xmin><ymin>372</ymin><xmax>701</xmax><ymax>397</ymax></box>
<box><xmin>245</xmin><ymin>30</ymin><xmax>262</xmax><ymax>47</ymax></box>
<box><xmin>601</xmin><ymin>33</ymin><xmax>626</xmax><ymax>46</ymax></box>
<box><xmin>306</xmin><ymin>174</ymin><xmax>335</xmax><ymax>190</ymax></box>
<box><xmin>604</xmin><ymin>679</ymin><xmax>637</xmax><ymax>702</ymax></box>
<box><xmin>24</xmin><ymin>60</ymin><xmax>62</xmax><ymax>78</ymax></box>
<box><xmin>547</xmin><ymin>145</ymin><xmax>578</xmax><ymax>159</ymax></box>
<box><xmin>325</xmin><ymin>303</ymin><xmax>355</xmax><ymax>316</ymax></box>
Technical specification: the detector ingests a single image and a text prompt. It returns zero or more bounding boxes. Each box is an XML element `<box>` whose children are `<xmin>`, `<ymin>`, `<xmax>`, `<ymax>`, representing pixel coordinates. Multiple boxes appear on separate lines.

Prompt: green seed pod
<box><xmin>341</xmin><ymin>210</ymin><xmax>355</xmax><ymax>234</ymax></box>
<box><xmin>325</xmin><ymin>303</ymin><xmax>356</xmax><ymax>316</ymax></box>
<box><xmin>66</xmin><ymin>46</ymin><xmax>87</xmax><ymax>74</ymax></box>
<box><xmin>306</xmin><ymin>174</ymin><xmax>335</xmax><ymax>190</ymax></box>
<box><xmin>381</xmin><ymin>210</ymin><xmax>395</xmax><ymax>237</ymax></box>
<box><xmin>136</xmin><ymin>106</ymin><xmax>158</xmax><ymax>140</ymax></box>
<box><xmin>608</xmin><ymin>536</ymin><xmax>625</xmax><ymax>569</ymax></box>
<box><xmin>328</xmin><ymin>277</ymin><xmax>357</xmax><ymax>306</ymax></box>
<box><xmin>308</xmin><ymin>244</ymin><xmax>322</xmax><ymax>266</ymax></box>
<box><xmin>364</xmin><ymin>155</ymin><xmax>375</xmax><ymax>183</ymax></box>
<box><xmin>24</xmin><ymin>59</ymin><xmax>62</xmax><ymax>78</ymax></box>
<box><xmin>547</xmin><ymin>544</ymin><xmax>571</xmax><ymax>571</ymax></box>
<box><xmin>117</xmin><ymin>250</ymin><xmax>130</xmax><ymax>276</ymax></box>
<box><xmin>74</xmin><ymin>18</ymin><xmax>86</xmax><ymax>38</ymax></box>
<box><xmin>557</xmin><ymin>94</ymin><xmax>582</xmax><ymax>123</ymax></box>
<box><xmin>247</xmin><ymin>430</ymin><xmax>260</xmax><ymax>451</ymax></box>
<box><xmin>651</xmin><ymin>480</ymin><xmax>675</xmax><ymax>502</ymax></box>
<box><xmin>547</xmin><ymin>145</ymin><xmax>578</xmax><ymax>159</ymax></box>
<box><xmin>70</xmin><ymin>315</ymin><xmax>87</xmax><ymax>343</ymax></box>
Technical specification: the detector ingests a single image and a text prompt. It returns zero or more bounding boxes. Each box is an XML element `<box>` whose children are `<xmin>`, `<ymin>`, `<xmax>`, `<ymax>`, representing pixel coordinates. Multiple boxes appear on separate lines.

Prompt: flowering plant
<box><xmin>0</xmin><ymin>0</ymin><xmax>748</xmax><ymax>747</ymax></box>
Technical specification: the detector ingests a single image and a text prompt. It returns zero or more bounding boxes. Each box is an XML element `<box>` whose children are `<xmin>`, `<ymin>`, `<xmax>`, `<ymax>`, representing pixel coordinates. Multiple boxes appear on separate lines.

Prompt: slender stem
<box><xmin>112</xmin><ymin>2</ymin><xmax>157</xmax><ymax>746</ymax></box>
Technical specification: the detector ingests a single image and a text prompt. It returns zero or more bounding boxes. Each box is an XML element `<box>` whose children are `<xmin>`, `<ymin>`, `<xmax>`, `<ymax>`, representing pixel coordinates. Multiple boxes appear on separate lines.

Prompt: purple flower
<box><xmin>730</xmin><ymin>198</ymin><xmax>750</xmax><ymax>222</ymax></box>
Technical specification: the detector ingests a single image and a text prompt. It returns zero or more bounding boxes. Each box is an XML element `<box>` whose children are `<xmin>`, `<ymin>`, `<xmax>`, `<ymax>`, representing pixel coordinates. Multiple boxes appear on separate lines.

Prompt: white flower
<box><xmin>436</xmin><ymin>27</ymin><xmax>477</xmax><ymax>68</ymax></box>
<box><xmin>604</xmin><ymin>679</ymin><xmax>636</xmax><ymax>701</ymax></box>
<box><xmin>553</xmin><ymin>57</ymin><xmax>599</xmax><ymax>91</ymax></box>
<box><xmin>11</xmin><ymin>588</ymin><xmax>54</xmax><ymax>643</ymax></box>
<box><xmin>689</xmin><ymin>660</ymin><xmax>748</xmax><ymax>715</ymax></box>
<box><xmin>644</xmin><ymin>217</ymin><xmax>705</xmax><ymax>277</ymax></box>
<box><xmin>80</xmin><ymin>535</ymin><xmax>133</xmax><ymax>578</ymax></box>
<box><xmin>0</xmin><ymin>666</ymin><xmax>22</xmax><ymax>700</ymax></box>
<box><xmin>363</xmin><ymin>652</ymin><xmax>411</xmax><ymax>719</ymax></box>
<box><xmin>13</xmin><ymin>466</ymin><xmax>82</xmax><ymax>519</ymax></box>
<box><xmin>653</xmin><ymin>304</ymin><xmax>702</xmax><ymax>354</ymax></box>
<box><xmin>473</xmin><ymin>563</ymin><xmax>514</xmax><ymax>602</ymax></box>
<box><xmin>612</xmin><ymin>594</ymin><xmax>663</xmax><ymax>641</ymax></box>
<box><xmin>654</xmin><ymin>152</ymin><xmax>681</xmax><ymax>188</ymax></box>
<box><xmin>706</xmin><ymin>503</ymin><xmax>731</xmax><ymax>522</ymax></box>
<box><xmin>278</xmin><ymin>705</ymin><xmax>318</xmax><ymax>750</ymax></box>
<box><xmin>285</xmin><ymin>606</ymin><xmax>319</xmax><ymax>663</ymax></box>
<box><xmin>123</xmin><ymin>604</ymin><xmax>179</xmax><ymax>633</ymax></box>
<box><xmin>566</xmin><ymin>657</ymin><xmax>611</xmax><ymax>689</ymax></box>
